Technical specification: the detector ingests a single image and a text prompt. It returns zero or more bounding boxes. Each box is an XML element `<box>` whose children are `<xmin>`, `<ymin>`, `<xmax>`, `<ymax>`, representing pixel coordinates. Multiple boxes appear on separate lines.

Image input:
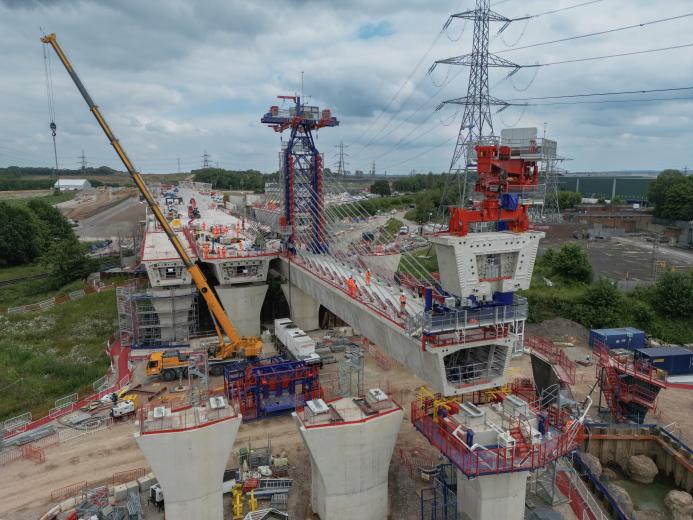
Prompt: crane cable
<box><xmin>42</xmin><ymin>39</ymin><xmax>59</xmax><ymax>176</ymax></box>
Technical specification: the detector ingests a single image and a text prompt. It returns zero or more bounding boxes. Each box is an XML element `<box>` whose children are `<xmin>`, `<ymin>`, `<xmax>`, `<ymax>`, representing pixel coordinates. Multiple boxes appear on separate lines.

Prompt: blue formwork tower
<box><xmin>261</xmin><ymin>96</ymin><xmax>339</xmax><ymax>254</ymax></box>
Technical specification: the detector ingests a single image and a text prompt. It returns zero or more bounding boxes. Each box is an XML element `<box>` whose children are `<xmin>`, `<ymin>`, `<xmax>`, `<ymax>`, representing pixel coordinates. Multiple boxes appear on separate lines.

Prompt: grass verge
<box><xmin>0</xmin><ymin>289</ymin><xmax>117</xmax><ymax>421</ymax></box>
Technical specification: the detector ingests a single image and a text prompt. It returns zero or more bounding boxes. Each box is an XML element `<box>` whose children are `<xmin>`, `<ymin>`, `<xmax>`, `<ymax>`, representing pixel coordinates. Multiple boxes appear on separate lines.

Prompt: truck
<box><xmin>274</xmin><ymin>318</ymin><xmax>322</xmax><ymax>367</ymax></box>
<box><xmin>42</xmin><ymin>33</ymin><xmax>263</xmax><ymax>382</ymax></box>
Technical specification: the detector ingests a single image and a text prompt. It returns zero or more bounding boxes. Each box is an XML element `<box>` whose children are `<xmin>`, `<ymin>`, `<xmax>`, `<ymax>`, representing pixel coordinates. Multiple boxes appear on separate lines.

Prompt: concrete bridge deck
<box><xmin>278</xmin><ymin>253</ymin><xmax>516</xmax><ymax>396</ymax></box>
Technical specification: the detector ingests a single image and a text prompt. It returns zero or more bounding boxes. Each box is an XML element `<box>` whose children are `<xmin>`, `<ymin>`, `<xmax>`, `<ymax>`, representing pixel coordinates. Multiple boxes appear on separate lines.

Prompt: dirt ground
<box><xmin>72</xmin><ymin>194</ymin><xmax>145</xmax><ymax>241</ymax></box>
<box><xmin>2</xmin><ymin>322</ymin><xmax>691</xmax><ymax>519</ymax></box>
<box><xmin>57</xmin><ymin>188</ymin><xmax>137</xmax><ymax>221</ymax></box>
<box><xmin>540</xmin><ymin>227</ymin><xmax>693</xmax><ymax>282</ymax></box>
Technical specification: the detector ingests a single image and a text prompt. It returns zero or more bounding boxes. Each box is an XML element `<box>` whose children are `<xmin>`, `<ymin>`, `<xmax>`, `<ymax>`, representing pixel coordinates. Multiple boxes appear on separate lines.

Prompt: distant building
<box><xmin>54</xmin><ymin>178</ymin><xmax>91</xmax><ymax>191</ymax></box>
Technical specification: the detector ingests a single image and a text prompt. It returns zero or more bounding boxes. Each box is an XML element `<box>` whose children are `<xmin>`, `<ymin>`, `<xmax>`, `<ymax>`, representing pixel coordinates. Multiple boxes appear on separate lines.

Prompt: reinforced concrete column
<box><xmin>281</xmin><ymin>283</ymin><xmax>320</xmax><ymax>331</ymax></box>
<box><xmin>134</xmin><ymin>412</ymin><xmax>241</xmax><ymax>520</ymax></box>
<box><xmin>293</xmin><ymin>406</ymin><xmax>403</xmax><ymax>520</ymax></box>
<box><xmin>215</xmin><ymin>284</ymin><xmax>269</xmax><ymax>337</ymax></box>
<box><xmin>457</xmin><ymin>470</ymin><xmax>528</xmax><ymax>520</ymax></box>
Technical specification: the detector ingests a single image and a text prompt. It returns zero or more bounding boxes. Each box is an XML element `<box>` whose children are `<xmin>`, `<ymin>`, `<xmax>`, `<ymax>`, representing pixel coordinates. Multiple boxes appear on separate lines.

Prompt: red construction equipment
<box><xmin>593</xmin><ymin>340</ymin><xmax>667</xmax><ymax>423</ymax></box>
<box><xmin>446</xmin><ymin>143</ymin><xmax>539</xmax><ymax>237</ymax></box>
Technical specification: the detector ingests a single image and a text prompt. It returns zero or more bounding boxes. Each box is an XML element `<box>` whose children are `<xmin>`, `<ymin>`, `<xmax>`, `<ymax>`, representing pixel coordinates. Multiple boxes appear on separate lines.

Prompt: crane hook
<box><xmin>50</xmin><ymin>121</ymin><xmax>57</xmax><ymax>137</ymax></box>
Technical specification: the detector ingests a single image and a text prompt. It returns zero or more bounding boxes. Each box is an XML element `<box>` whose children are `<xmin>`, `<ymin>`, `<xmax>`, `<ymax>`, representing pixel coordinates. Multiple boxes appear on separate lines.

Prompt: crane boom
<box><xmin>41</xmin><ymin>33</ymin><xmax>259</xmax><ymax>355</ymax></box>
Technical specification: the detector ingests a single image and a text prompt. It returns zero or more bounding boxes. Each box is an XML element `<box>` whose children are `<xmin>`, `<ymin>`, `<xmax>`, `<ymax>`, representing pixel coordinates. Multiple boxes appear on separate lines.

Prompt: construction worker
<box><xmin>365</xmin><ymin>269</ymin><xmax>371</xmax><ymax>287</ymax></box>
<box><xmin>399</xmin><ymin>290</ymin><xmax>407</xmax><ymax>315</ymax></box>
<box><xmin>347</xmin><ymin>275</ymin><xmax>357</xmax><ymax>298</ymax></box>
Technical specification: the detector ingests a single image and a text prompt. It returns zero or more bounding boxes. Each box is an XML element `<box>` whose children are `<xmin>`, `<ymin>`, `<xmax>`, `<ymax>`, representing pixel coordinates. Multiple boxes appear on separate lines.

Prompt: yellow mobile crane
<box><xmin>42</xmin><ymin>34</ymin><xmax>262</xmax><ymax>380</ymax></box>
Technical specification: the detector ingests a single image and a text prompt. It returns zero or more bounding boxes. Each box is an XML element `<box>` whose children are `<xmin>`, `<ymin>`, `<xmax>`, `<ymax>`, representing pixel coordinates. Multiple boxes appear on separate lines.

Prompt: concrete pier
<box><xmin>216</xmin><ymin>284</ymin><xmax>268</xmax><ymax>337</ymax></box>
<box><xmin>281</xmin><ymin>283</ymin><xmax>320</xmax><ymax>331</ymax></box>
<box><xmin>457</xmin><ymin>471</ymin><xmax>528</xmax><ymax>520</ymax></box>
<box><xmin>293</xmin><ymin>392</ymin><xmax>403</xmax><ymax>520</ymax></box>
<box><xmin>134</xmin><ymin>399</ymin><xmax>241</xmax><ymax>520</ymax></box>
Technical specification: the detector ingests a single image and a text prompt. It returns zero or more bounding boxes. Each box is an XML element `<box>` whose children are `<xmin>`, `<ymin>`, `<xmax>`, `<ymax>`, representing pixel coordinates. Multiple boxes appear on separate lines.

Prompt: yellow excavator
<box><xmin>42</xmin><ymin>34</ymin><xmax>262</xmax><ymax>380</ymax></box>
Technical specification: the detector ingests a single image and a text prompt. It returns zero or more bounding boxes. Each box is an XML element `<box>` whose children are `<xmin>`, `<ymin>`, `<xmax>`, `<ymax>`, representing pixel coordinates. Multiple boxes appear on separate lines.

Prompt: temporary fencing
<box><xmin>112</xmin><ymin>466</ymin><xmax>147</xmax><ymax>486</ymax></box>
<box><xmin>58</xmin><ymin>417</ymin><xmax>113</xmax><ymax>444</ymax></box>
<box><xmin>2</xmin><ymin>334</ymin><xmax>132</xmax><ymax>447</ymax></box>
<box><xmin>2</xmin><ymin>282</ymin><xmax>115</xmax><ymax>316</ymax></box>
<box><xmin>51</xmin><ymin>480</ymin><xmax>88</xmax><ymax>503</ymax></box>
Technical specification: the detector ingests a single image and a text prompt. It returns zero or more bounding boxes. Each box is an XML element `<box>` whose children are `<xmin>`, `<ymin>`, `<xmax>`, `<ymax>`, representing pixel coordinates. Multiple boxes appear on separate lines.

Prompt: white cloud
<box><xmin>0</xmin><ymin>0</ymin><xmax>691</xmax><ymax>173</ymax></box>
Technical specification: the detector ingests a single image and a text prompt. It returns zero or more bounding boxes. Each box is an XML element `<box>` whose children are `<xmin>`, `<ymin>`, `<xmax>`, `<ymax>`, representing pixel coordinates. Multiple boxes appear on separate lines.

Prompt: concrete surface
<box><xmin>134</xmin><ymin>411</ymin><xmax>241</xmax><ymax>520</ymax></box>
<box><xmin>281</xmin><ymin>283</ymin><xmax>321</xmax><ymax>331</ymax></box>
<box><xmin>457</xmin><ymin>470</ymin><xmax>528</xmax><ymax>520</ymax></box>
<box><xmin>293</xmin><ymin>400</ymin><xmax>403</xmax><ymax>520</ymax></box>
<box><xmin>216</xmin><ymin>284</ymin><xmax>269</xmax><ymax>337</ymax></box>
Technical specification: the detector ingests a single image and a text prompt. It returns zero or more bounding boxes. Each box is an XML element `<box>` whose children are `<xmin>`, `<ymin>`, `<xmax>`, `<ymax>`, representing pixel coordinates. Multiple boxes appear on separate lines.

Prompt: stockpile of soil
<box><xmin>526</xmin><ymin>318</ymin><xmax>589</xmax><ymax>347</ymax></box>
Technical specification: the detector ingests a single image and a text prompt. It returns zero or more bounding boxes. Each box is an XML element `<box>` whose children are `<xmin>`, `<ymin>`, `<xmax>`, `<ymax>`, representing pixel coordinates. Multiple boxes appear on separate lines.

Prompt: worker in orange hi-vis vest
<box><xmin>365</xmin><ymin>269</ymin><xmax>371</xmax><ymax>287</ymax></box>
<box><xmin>347</xmin><ymin>275</ymin><xmax>357</xmax><ymax>298</ymax></box>
<box><xmin>399</xmin><ymin>290</ymin><xmax>407</xmax><ymax>314</ymax></box>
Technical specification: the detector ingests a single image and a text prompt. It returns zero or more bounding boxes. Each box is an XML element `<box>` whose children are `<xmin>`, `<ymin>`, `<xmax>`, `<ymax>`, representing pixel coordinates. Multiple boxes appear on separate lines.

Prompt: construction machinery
<box><xmin>41</xmin><ymin>33</ymin><xmax>262</xmax><ymax>375</ymax></box>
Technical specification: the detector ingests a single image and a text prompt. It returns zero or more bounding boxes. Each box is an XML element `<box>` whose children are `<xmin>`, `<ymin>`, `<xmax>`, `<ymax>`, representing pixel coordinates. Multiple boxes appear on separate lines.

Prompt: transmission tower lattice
<box><xmin>78</xmin><ymin>149</ymin><xmax>87</xmax><ymax>173</ymax></box>
<box><xmin>437</xmin><ymin>0</ymin><xmax>520</xmax><ymax>203</ymax></box>
<box><xmin>335</xmin><ymin>141</ymin><xmax>349</xmax><ymax>176</ymax></box>
<box><xmin>202</xmin><ymin>151</ymin><xmax>211</xmax><ymax>169</ymax></box>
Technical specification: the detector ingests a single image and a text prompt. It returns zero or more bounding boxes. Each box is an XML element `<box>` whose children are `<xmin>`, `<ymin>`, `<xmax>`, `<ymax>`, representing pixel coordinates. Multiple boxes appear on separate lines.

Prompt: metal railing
<box><xmin>525</xmin><ymin>336</ymin><xmax>577</xmax><ymax>385</ymax></box>
<box><xmin>139</xmin><ymin>401</ymin><xmax>238</xmax><ymax>434</ymax></box>
<box><xmin>407</xmin><ymin>297</ymin><xmax>528</xmax><ymax>335</ymax></box>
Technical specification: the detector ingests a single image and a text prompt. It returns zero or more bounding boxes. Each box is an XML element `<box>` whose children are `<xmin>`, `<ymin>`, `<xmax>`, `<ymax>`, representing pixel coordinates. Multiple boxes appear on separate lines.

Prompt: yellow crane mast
<box><xmin>41</xmin><ymin>33</ymin><xmax>262</xmax><ymax>374</ymax></box>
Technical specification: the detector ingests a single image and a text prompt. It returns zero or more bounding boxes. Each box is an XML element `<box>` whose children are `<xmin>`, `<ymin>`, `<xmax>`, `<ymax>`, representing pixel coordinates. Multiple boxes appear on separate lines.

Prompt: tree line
<box><xmin>0</xmin><ymin>199</ymin><xmax>97</xmax><ymax>287</ymax></box>
<box><xmin>192</xmin><ymin>168</ymin><xmax>267</xmax><ymax>192</ymax></box>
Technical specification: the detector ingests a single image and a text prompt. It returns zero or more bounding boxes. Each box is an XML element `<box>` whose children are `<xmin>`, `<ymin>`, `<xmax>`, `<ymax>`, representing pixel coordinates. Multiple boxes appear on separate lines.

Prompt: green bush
<box><xmin>537</xmin><ymin>244</ymin><xmax>592</xmax><ymax>284</ymax></box>
<box><xmin>650</xmin><ymin>271</ymin><xmax>693</xmax><ymax>318</ymax></box>
<box><xmin>0</xmin><ymin>202</ymin><xmax>41</xmax><ymax>266</ymax></box>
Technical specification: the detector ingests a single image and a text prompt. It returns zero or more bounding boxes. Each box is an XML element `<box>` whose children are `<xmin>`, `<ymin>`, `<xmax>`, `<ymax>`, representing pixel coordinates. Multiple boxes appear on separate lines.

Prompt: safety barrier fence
<box><xmin>112</xmin><ymin>466</ymin><xmax>147</xmax><ymax>486</ymax></box>
<box><xmin>366</xmin><ymin>342</ymin><xmax>392</xmax><ymax>370</ymax></box>
<box><xmin>291</xmin><ymin>255</ymin><xmax>410</xmax><ymax>328</ymax></box>
<box><xmin>3</xmin><ymin>282</ymin><xmax>115</xmax><ymax>316</ymax></box>
<box><xmin>50</xmin><ymin>480</ymin><xmax>88</xmax><ymax>503</ymax></box>
<box><xmin>58</xmin><ymin>417</ymin><xmax>114</xmax><ymax>444</ymax></box>
<box><xmin>408</xmin><ymin>298</ymin><xmax>529</xmax><ymax>336</ymax></box>
<box><xmin>593</xmin><ymin>340</ymin><xmax>667</xmax><ymax>387</ymax></box>
<box><xmin>395</xmin><ymin>444</ymin><xmax>439</xmax><ymax>479</ymax></box>
<box><xmin>139</xmin><ymin>400</ymin><xmax>239</xmax><ymax>435</ymax></box>
<box><xmin>555</xmin><ymin>458</ymin><xmax>610</xmax><ymax>520</ymax></box>
<box><xmin>2</xmin><ymin>334</ymin><xmax>131</xmax><ymax>443</ymax></box>
<box><xmin>573</xmin><ymin>452</ymin><xmax>630</xmax><ymax>520</ymax></box>
<box><xmin>0</xmin><ymin>444</ymin><xmax>46</xmax><ymax>466</ymax></box>
<box><xmin>525</xmin><ymin>335</ymin><xmax>577</xmax><ymax>385</ymax></box>
<box><xmin>411</xmin><ymin>398</ymin><xmax>583</xmax><ymax>478</ymax></box>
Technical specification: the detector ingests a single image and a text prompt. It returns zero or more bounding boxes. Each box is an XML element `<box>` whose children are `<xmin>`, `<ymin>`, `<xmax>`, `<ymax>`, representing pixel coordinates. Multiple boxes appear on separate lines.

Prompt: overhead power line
<box><xmin>522</xmin><ymin>0</ymin><xmax>606</xmax><ymax>20</ymax></box>
<box><xmin>505</xmin><ymin>85</ymin><xmax>693</xmax><ymax>102</ymax></box>
<box><xmin>496</xmin><ymin>12</ymin><xmax>693</xmax><ymax>54</ymax></box>
<box><xmin>521</xmin><ymin>95</ymin><xmax>693</xmax><ymax>107</ymax></box>
<box><xmin>529</xmin><ymin>42</ymin><xmax>693</xmax><ymax>68</ymax></box>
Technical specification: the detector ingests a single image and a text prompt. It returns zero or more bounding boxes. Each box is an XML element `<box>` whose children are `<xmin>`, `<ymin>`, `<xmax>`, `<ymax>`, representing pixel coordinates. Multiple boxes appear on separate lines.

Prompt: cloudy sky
<box><xmin>0</xmin><ymin>0</ymin><xmax>692</xmax><ymax>174</ymax></box>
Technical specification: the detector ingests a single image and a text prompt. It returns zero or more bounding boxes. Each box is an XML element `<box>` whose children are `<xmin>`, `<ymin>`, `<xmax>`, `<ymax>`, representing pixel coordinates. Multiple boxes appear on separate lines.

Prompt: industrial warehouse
<box><xmin>1</xmin><ymin>2</ymin><xmax>693</xmax><ymax>520</ymax></box>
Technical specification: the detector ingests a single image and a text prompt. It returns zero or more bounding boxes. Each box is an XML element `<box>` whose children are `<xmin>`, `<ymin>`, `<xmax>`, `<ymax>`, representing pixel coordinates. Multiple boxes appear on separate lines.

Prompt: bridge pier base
<box><xmin>282</xmin><ymin>283</ymin><xmax>320</xmax><ymax>331</ymax></box>
<box><xmin>292</xmin><ymin>398</ymin><xmax>403</xmax><ymax>520</ymax></box>
<box><xmin>457</xmin><ymin>470</ymin><xmax>528</xmax><ymax>520</ymax></box>
<box><xmin>216</xmin><ymin>284</ymin><xmax>268</xmax><ymax>337</ymax></box>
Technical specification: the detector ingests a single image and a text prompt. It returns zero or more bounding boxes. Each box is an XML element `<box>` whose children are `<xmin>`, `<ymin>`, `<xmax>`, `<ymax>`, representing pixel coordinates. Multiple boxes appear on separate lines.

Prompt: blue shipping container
<box><xmin>634</xmin><ymin>347</ymin><xmax>693</xmax><ymax>376</ymax></box>
<box><xmin>589</xmin><ymin>327</ymin><xmax>645</xmax><ymax>350</ymax></box>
